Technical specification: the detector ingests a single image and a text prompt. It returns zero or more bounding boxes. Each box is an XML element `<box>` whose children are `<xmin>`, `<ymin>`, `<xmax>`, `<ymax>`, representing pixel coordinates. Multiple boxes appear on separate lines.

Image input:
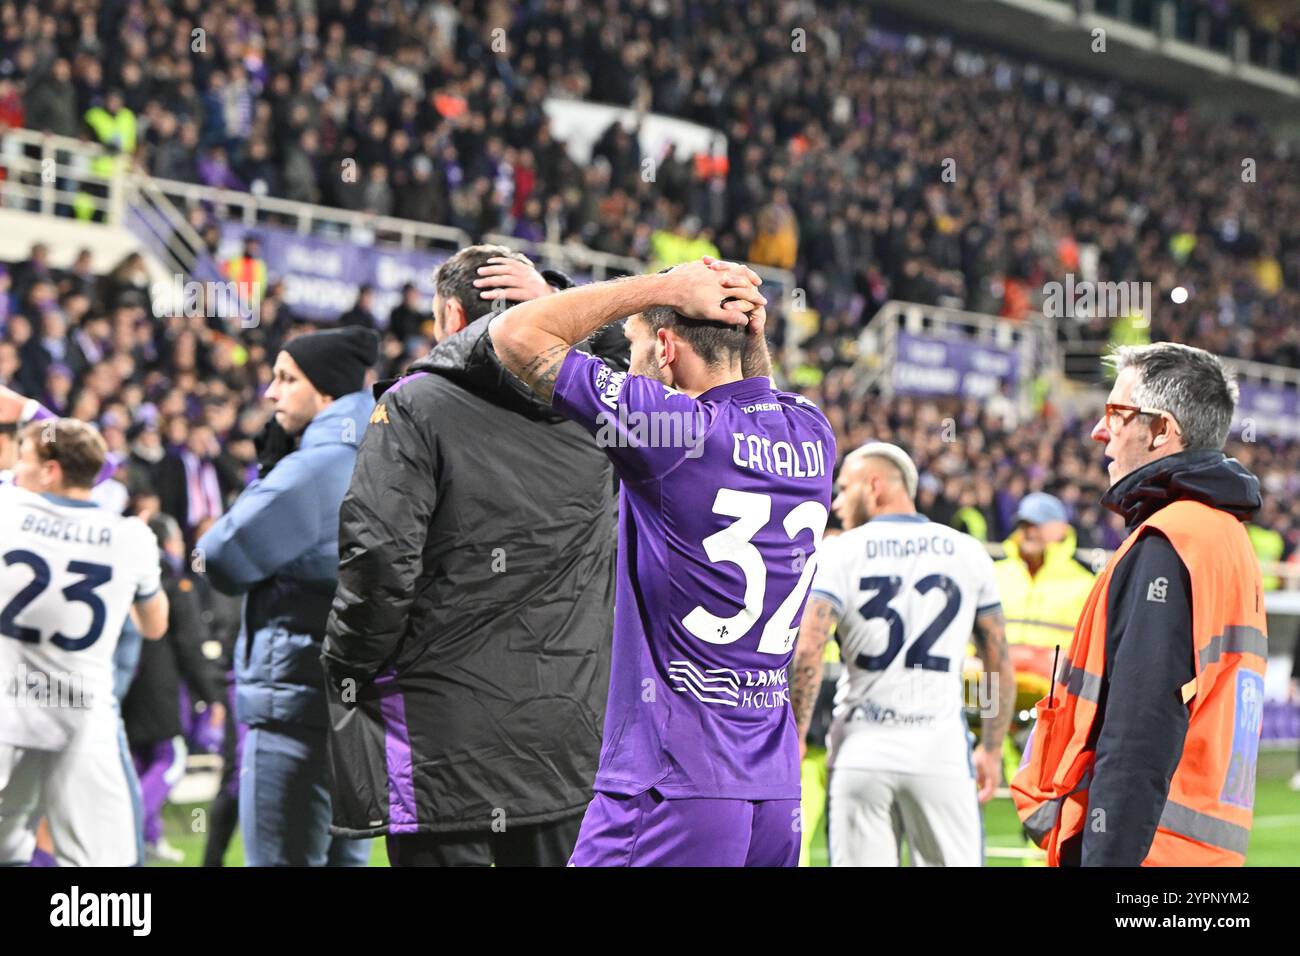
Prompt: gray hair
<box><xmin>1105</xmin><ymin>343</ymin><xmax>1238</xmax><ymax>450</ymax></box>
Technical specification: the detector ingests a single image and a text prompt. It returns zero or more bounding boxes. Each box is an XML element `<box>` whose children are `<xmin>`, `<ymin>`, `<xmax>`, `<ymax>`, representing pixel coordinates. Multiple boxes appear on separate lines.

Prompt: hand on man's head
<box><xmin>664</xmin><ymin>257</ymin><xmax>766</xmax><ymax>325</ymax></box>
<box><xmin>703</xmin><ymin>256</ymin><xmax>767</xmax><ymax>336</ymax></box>
<box><xmin>473</xmin><ymin>256</ymin><xmax>554</xmax><ymax>305</ymax></box>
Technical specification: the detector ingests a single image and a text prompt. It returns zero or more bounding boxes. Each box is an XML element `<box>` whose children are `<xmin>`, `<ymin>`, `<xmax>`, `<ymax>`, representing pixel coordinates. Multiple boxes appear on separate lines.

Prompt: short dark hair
<box><xmin>1107</xmin><ymin>343</ymin><xmax>1238</xmax><ymax>450</ymax></box>
<box><xmin>20</xmin><ymin>419</ymin><xmax>107</xmax><ymax>490</ymax></box>
<box><xmin>434</xmin><ymin>243</ymin><xmax>532</xmax><ymax>326</ymax></box>
<box><xmin>148</xmin><ymin>512</ymin><xmax>182</xmax><ymax>549</ymax></box>
<box><xmin>641</xmin><ymin>305</ymin><xmax>746</xmax><ymax>368</ymax></box>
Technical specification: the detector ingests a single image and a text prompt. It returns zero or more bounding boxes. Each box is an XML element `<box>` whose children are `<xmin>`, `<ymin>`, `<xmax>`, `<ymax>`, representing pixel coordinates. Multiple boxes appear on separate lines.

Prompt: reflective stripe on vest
<box><xmin>1159</xmin><ymin>800</ymin><xmax>1251</xmax><ymax>856</ymax></box>
<box><xmin>1023</xmin><ymin>769</ymin><xmax>1093</xmax><ymax>845</ymax></box>
<box><xmin>1057</xmin><ymin>659</ymin><xmax>1103</xmax><ymax>704</ymax></box>
<box><xmin>1199</xmin><ymin>625</ymin><xmax>1267</xmax><ymax>669</ymax></box>
<box><xmin>1026</xmin><ymin>793</ymin><xmax>1252</xmax><ymax>857</ymax></box>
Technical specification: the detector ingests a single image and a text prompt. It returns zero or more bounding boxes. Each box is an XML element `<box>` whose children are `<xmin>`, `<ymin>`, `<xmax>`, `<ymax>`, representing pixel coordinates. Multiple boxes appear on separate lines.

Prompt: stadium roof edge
<box><xmin>870</xmin><ymin>0</ymin><xmax>1300</xmax><ymax>130</ymax></box>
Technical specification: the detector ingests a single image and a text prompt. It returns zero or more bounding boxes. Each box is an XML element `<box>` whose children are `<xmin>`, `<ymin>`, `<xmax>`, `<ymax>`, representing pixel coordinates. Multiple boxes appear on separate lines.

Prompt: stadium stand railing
<box><xmin>148</xmin><ymin>175</ymin><xmax>473</xmax><ymax>257</ymax></box>
<box><xmin>2</xmin><ymin>125</ymin><xmax>793</xmax><ymax>300</ymax></box>
<box><xmin>4</xmin><ymin>126</ymin><xmax>1294</xmax><ymax>593</ymax></box>
<box><xmin>856</xmin><ymin>299</ymin><xmax>1059</xmax><ymax>416</ymax></box>
<box><xmin>857</xmin><ymin>296</ymin><xmax>1300</xmax><ymax>595</ymax></box>
<box><xmin>0</xmin><ymin>127</ymin><xmax>120</xmax><ymax>224</ymax></box>
<box><xmin>1060</xmin><ymin>335</ymin><xmax>1300</xmax><ymax>411</ymax></box>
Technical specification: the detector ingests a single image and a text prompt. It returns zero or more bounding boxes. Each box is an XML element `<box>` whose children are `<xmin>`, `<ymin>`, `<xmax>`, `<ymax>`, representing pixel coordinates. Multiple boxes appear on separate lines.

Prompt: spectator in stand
<box><xmin>0</xmin><ymin>75</ymin><xmax>25</xmax><ymax>131</ymax></box>
<box><xmin>197</xmin><ymin>146</ymin><xmax>245</xmax><ymax>191</ymax></box>
<box><xmin>156</xmin><ymin>421</ymin><xmax>241</xmax><ymax>547</ymax></box>
<box><xmin>219</xmin><ymin>236</ymin><xmax>268</xmax><ymax>323</ymax></box>
<box><xmin>339</xmin><ymin>285</ymin><xmax>377</xmax><ymax>330</ymax></box>
<box><xmin>10</xmin><ymin>243</ymin><xmax>54</xmax><ymax>305</ymax></box>
<box><xmin>749</xmin><ymin>192</ymin><xmax>799</xmax><ymax>270</ymax></box>
<box><xmin>21</xmin><ymin>57</ymin><xmax>78</xmax><ymax>137</ymax></box>
<box><xmin>387</xmin><ymin>283</ymin><xmax>426</xmax><ymax>349</ymax></box>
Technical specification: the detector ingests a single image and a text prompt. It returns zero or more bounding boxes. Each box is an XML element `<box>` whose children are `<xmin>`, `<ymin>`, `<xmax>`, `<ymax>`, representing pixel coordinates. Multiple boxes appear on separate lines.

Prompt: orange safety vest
<box><xmin>1011</xmin><ymin>499</ymin><xmax>1267</xmax><ymax>866</ymax></box>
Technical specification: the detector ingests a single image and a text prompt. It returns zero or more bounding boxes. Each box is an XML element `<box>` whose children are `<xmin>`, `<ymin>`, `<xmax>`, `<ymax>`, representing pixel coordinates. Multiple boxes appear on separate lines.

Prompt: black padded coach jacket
<box><xmin>321</xmin><ymin>316</ymin><xmax>624</xmax><ymax>836</ymax></box>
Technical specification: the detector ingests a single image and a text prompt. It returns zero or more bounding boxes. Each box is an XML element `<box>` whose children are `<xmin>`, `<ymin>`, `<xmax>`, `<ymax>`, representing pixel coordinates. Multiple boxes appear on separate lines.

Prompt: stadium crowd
<box><xmin>0</xmin><ymin>0</ymin><xmax>1298</xmax><ymax>562</ymax></box>
<box><xmin>3</xmin><ymin>239</ymin><xmax>1300</xmax><ymax>579</ymax></box>
<box><xmin>1</xmin><ymin>0</ymin><xmax>1297</xmax><ymax>367</ymax></box>
<box><xmin>0</xmin><ymin>0</ymin><xmax>1297</xmax><ymax>869</ymax></box>
<box><xmin>807</xmin><ymin>364</ymin><xmax>1300</xmax><ymax>571</ymax></box>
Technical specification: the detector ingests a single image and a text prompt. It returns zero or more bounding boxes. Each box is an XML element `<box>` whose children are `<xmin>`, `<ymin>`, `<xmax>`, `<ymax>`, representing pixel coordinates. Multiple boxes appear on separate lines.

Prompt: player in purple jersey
<box><xmin>491</xmin><ymin>258</ymin><xmax>835</xmax><ymax>866</ymax></box>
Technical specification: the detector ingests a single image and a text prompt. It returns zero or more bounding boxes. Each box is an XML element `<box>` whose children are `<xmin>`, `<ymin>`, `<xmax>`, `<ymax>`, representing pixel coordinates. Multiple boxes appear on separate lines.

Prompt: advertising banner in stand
<box><xmin>217</xmin><ymin>223</ymin><xmax>449</xmax><ymax>325</ymax></box>
<box><xmin>891</xmin><ymin>331</ymin><xmax>1019</xmax><ymax>399</ymax></box>
<box><xmin>1233</xmin><ymin>382</ymin><xmax>1300</xmax><ymax>441</ymax></box>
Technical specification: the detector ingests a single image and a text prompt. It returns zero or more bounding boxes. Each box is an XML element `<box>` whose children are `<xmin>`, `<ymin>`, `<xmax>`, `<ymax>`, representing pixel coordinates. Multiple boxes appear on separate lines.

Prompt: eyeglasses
<box><xmin>1104</xmin><ymin>402</ymin><xmax>1182</xmax><ymax>435</ymax></box>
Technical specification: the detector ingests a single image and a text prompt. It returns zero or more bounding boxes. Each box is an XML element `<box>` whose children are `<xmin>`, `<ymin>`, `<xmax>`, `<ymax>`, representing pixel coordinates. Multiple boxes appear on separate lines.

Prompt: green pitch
<box><xmin>154</xmin><ymin>747</ymin><xmax>1297</xmax><ymax>867</ymax></box>
<box><xmin>803</xmin><ymin>746</ymin><xmax>1299</xmax><ymax>867</ymax></box>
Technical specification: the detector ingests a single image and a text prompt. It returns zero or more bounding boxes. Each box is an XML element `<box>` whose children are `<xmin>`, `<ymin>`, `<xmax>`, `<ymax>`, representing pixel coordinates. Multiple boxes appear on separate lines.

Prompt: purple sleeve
<box><xmin>551</xmin><ymin>348</ymin><xmax>712</xmax><ymax>482</ymax></box>
<box><xmin>24</xmin><ymin>401</ymin><xmax>54</xmax><ymax>424</ymax></box>
<box><xmin>94</xmin><ymin>451</ymin><xmax>122</xmax><ymax>487</ymax></box>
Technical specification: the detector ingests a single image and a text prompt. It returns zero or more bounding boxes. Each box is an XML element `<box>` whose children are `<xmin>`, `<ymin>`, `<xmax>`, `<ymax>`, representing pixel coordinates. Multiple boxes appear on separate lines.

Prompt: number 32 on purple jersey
<box><xmin>683</xmin><ymin>488</ymin><xmax>828</xmax><ymax>656</ymax></box>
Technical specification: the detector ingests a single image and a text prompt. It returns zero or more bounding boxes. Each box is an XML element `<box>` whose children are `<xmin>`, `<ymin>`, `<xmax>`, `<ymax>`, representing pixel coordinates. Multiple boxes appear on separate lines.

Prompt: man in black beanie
<box><xmin>196</xmin><ymin>324</ymin><xmax>379</xmax><ymax>866</ymax></box>
<box><xmin>252</xmin><ymin>327</ymin><xmax>379</xmax><ymax>476</ymax></box>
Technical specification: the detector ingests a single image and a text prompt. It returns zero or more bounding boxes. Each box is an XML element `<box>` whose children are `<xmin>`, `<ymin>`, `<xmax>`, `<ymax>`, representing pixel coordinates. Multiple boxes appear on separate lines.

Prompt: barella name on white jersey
<box><xmin>19</xmin><ymin>512</ymin><xmax>114</xmax><ymax>547</ymax></box>
<box><xmin>731</xmin><ymin>432</ymin><xmax>827</xmax><ymax>478</ymax></box>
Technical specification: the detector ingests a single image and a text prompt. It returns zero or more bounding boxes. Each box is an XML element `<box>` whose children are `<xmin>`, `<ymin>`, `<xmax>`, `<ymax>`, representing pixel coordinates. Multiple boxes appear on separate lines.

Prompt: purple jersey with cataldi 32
<box><xmin>552</xmin><ymin>350</ymin><xmax>835</xmax><ymax>800</ymax></box>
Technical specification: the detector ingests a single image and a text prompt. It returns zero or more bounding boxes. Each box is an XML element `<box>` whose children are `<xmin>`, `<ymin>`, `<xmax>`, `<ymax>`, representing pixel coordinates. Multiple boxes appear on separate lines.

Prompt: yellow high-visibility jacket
<box><xmin>84</xmin><ymin>106</ymin><xmax>137</xmax><ymax>179</ymax></box>
<box><xmin>993</xmin><ymin>528</ymin><xmax>1096</xmax><ymax>648</ymax></box>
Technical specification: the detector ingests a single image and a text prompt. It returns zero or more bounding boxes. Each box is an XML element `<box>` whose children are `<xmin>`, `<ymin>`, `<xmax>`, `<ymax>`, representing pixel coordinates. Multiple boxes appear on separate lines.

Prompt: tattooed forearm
<box><xmin>791</xmin><ymin>598</ymin><xmax>836</xmax><ymax>741</ymax></box>
<box><xmin>516</xmin><ymin>343</ymin><xmax>570</xmax><ymax>402</ymax></box>
<box><xmin>973</xmin><ymin>609</ymin><xmax>1015</xmax><ymax>751</ymax></box>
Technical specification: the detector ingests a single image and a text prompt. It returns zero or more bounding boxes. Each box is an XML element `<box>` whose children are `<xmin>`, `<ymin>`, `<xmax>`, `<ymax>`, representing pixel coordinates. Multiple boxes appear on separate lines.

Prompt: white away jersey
<box><xmin>810</xmin><ymin>513</ymin><xmax>1000</xmax><ymax>777</ymax></box>
<box><xmin>0</xmin><ymin>482</ymin><xmax>160</xmax><ymax>750</ymax></box>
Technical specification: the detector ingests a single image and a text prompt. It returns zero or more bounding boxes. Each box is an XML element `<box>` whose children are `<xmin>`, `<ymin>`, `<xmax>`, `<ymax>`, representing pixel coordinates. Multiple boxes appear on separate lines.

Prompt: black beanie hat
<box><xmin>282</xmin><ymin>326</ymin><xmax>380</xmax><ymax>399</ymax></box>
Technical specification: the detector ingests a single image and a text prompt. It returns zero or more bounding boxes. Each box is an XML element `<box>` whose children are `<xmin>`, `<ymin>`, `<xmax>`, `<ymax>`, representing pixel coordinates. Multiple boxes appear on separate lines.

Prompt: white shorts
<box><xmin>828</xmin><ymin>767</ymin><xmax>982</xmax><ymax>867</ymax></box>
<box><xmin>0</xmin><ymin>715</ymin><xmax>141</xmax><ymax>866</ymax></box>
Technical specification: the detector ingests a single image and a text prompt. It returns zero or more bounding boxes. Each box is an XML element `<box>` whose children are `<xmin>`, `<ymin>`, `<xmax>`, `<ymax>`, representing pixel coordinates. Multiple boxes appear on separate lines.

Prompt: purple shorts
<box><xmin>568</xmin><ymin>789</ymin><xmax>800</xmax><ymax>867</ymax></box>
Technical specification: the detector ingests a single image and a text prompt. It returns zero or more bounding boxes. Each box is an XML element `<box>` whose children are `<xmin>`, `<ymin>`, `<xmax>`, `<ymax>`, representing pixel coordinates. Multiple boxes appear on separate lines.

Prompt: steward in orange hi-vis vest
<box><xmin>1012</xmin><ymin>450</ymin><xmax>1266</xmax><ymax>866</ymax></box>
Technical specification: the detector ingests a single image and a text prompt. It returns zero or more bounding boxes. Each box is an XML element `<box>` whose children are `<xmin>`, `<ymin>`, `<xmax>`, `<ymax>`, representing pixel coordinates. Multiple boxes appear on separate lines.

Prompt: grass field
<box><xmin>155</xmin><ymin>747</ymin><xmax>1299</xmax><ymax>867</ymax></box>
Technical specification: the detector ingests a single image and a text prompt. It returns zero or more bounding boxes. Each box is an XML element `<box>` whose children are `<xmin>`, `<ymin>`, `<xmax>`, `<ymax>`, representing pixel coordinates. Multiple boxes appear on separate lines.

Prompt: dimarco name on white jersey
<box><xmin>865</xmin><ymin>535</ymin><xmax>957</xmax><ymax>559</ymax></box>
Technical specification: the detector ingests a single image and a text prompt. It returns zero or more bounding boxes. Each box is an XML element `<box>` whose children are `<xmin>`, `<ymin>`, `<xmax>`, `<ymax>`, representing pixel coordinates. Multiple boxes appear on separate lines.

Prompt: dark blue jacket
<box><xmin>198</xmin><ymin>389</ymin><xmax>373</xmax><ymax>728</ymax></box>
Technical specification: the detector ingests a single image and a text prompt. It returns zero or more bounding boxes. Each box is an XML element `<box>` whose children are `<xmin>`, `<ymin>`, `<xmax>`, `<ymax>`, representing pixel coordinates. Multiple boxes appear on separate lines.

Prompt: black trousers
<box><xmin>386</xmin><ymin>812</ymin><xmax>583</xmax><ymax>867</ymax></box>
<box><xmin>202</xmin><ymin>686</ymin><xmax>240</xmax><ymax>867</ymax></box>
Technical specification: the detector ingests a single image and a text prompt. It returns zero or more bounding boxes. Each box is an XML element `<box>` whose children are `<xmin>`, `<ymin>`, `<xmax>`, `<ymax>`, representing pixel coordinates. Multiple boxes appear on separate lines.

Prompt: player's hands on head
<box><xmin>474</xmin><ymin>256</ymin><xmax>554</xmax><ymax>304</ymax></box>
<box><xmin>701</xmin><ymin>255</ymin><xmax>762</xmax><ymax>288</ymax></box>
<box><xmin>702</xmin><ymin>257</ymin><xmax>768</xmax><ymax>338</ymax></box>
<box><xmin>665</xmin><ymin>257</ymin><xmax>766</xmax><ymax>325</ymax></box>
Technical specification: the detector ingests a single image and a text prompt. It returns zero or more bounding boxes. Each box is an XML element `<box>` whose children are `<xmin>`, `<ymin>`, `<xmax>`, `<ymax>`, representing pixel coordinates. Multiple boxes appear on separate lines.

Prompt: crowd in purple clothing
<box><xmin>1</xmin><ymin>0</ymin><xmax>1298</xmax><ymax>563</ymax></box>
<box><xmin>809</xmin><ymin>365</ymin><xmax>1300</xmax><ymax>569</ymax></box>
<box><xmin>5</xmin><ymin>238</ymin><xmax>1300</xmax><ymax>576</ymax></box>
<box><xmin>4</xmin><ymin>0</ymin><xmax>1298</xmax><ymax>368</ymax></box>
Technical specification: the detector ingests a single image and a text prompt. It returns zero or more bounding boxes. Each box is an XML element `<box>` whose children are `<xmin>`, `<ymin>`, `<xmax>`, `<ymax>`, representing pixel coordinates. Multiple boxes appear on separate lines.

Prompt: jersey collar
<box><xmin>40</xmin><ymin>492</ymin><xmax>100</xmax><ymax>508</ymax></box>
<box><xmin>695</xmin><ymin>377</ymin><xmax>773</xmax><ymax>402</ymax></box>
<box><xmin>869</xmin><ymin>513</ymin><xmax>930</xmax><ymax>524</ymax></box>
